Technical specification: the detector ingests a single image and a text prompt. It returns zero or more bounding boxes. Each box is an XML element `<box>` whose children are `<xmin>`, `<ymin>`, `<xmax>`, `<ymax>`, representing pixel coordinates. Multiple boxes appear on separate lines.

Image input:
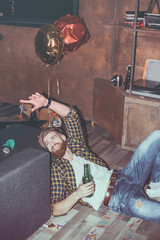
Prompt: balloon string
<box><xmin>48</xmin><ymin>67</ymin><xmax>52</xmax><ymax>98</ymax></box>
<box><xmin>48</xmin><ymin>67</ymin><xmax>52</xmax><ymax>127</ymax></box>
<box><xmin>57</xmin><ymin>63</ymin><xmax>61</xmax><ymax>95</ymax></box>
<box><xmin>57</xmin><ymin>78</ymin><xmax>60</xmax><ymax>95</ymax></box>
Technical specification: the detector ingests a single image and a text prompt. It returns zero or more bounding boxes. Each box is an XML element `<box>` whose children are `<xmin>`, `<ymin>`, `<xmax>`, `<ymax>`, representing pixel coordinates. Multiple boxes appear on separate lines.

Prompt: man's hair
<box><xmin>38</xmin><ymin>127</ymin><xmax>62</xmax><ymax>148</ymax></box>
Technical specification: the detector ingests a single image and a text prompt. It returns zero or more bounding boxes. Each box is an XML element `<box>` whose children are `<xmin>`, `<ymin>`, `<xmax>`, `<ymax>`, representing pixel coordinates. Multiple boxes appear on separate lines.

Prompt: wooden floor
<box><xmin>0</xmin><ymin>102</ymin><xmax>160</xmax><ymax>240</ymax></box>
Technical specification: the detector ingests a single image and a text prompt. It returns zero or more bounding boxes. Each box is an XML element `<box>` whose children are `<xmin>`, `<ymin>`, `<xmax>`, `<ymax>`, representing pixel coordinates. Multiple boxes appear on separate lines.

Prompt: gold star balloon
<box><xmin>34</xmin><ymin>24</ymin><xmax>64</xmax><ymax>67</ymax></box>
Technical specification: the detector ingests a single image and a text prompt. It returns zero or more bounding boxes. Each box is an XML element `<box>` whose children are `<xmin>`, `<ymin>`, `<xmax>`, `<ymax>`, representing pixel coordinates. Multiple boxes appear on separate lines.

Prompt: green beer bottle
<box><xmin>82</xmin><ymin>164</ymin><xmax>93</xmax><ymax>198</ymax></box>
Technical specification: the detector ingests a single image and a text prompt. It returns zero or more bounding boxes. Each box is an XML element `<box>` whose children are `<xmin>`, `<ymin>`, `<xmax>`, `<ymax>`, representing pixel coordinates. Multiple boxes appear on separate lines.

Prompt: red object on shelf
<box><xmin>52</xmin><ymin>112</ymin><xmax>58</xmax><ymax>117</ymax></box>
<box><xmin>18</xmin><ymin>114</ymin><xmax>23</xmax><ymax>119</ymax></box>
<box><xmin>124</xmin><ymin>20</ymin><xmax>145</xmax><ymax>28</ymax></box>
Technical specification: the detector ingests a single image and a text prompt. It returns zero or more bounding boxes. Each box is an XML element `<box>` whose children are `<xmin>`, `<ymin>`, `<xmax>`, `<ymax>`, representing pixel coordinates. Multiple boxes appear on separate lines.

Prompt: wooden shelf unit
<box><xmin>93</xmin><ymin>79</ymin><xmax>160</xmax><ymax>151</ymax></box>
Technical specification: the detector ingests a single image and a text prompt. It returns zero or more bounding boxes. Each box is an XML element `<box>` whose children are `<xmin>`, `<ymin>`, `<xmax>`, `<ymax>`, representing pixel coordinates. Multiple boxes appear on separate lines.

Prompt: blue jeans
<box><xmin>108</xmin><ymin>130</ymin><xmax>160</xmax><ymax>223</ymax></box>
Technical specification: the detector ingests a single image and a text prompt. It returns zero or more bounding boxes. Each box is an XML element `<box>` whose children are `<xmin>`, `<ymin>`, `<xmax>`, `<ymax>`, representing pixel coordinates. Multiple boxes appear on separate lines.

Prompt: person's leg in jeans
<box><xmin>125</xmin><ymin>186</ymin><xmax>160</xmax><ymax>222</ymax></box>
<box><xmin>117</xmin><ymin>130</ymin><xmax>160</xmax><ymax>222</ymax></box>
<box><xmin>120</xmin><ymin>130</ymin><xmax>160</xmax><ymax>185</ymax></box>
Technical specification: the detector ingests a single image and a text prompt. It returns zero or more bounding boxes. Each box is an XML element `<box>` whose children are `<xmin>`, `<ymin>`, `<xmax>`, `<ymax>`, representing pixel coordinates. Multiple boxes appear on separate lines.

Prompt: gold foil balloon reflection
<box><xmin>34</xmin><ymin>25</ymin><xmax>64</xmax><ymax>67</ymax></box>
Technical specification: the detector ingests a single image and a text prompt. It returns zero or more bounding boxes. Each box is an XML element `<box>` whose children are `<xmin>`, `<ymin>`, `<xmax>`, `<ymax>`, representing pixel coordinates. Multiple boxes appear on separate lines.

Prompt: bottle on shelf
<box><xmin>30</xmin><ymin>108</ymin><xmax>38</xmax><ymax>121</ymax></box>
<box><xmin>82</xmin><ymin>164</ymin><xmax>93</xmax><ymax>198</ymax></box>
<box><xmin>125</xmin><ymin>65</ymin><xmax>131</xmax><ymax>91</ymax></box>
<box><xmin>52</xmin><ymin>112</ymin><xmax>62</xmax><ymax>127</ymax></box>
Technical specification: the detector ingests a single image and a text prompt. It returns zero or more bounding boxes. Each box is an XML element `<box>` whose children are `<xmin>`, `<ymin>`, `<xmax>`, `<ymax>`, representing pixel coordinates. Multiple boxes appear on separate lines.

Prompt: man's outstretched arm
<box><xmin>52</xmin><ymin>181</ymin><xmax>95</xmax><ymax>216</ymax></box>
<box><xmin>20</xmin><ymin>92</ymin><xmax>70</xmax><ymax>117</ymax></box>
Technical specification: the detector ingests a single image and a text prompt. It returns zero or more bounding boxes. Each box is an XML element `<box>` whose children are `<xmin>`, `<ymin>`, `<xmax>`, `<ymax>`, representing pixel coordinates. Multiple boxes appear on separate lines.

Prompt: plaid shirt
<box><xmin>50</xmin><ymin>107</ymin><xmax>108</xmax><ymax>215</ymax></box>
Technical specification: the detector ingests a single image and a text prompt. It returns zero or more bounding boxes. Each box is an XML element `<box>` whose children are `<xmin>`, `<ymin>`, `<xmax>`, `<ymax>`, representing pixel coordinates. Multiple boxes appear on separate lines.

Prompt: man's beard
<box><xmin>51</xmin><ymin>140</ymin><xmax>67</xmax><ymax>159</ymax></box>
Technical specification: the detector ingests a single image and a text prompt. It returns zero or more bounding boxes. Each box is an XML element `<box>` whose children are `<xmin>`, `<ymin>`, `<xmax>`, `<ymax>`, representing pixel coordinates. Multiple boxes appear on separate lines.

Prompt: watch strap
<box><xmin>45</xmin><ymin>98</ymin><xmax>51</xmax><ymax>108</ymax></box>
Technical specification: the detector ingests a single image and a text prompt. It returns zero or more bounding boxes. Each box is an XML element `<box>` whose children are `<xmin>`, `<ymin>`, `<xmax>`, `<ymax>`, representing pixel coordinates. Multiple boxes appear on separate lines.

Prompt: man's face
<box><xmin>43</xmin><ymin>131</ymin><xmax>67</xmax><ymax>158</ymax></box>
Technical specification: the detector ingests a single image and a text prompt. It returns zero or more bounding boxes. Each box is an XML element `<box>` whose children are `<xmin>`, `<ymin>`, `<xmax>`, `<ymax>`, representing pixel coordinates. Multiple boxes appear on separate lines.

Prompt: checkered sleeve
<box><xmin>50</xmin><ymin>159</ymin><xmax>79</xmax><ymax>216</ymax></box>
<box><xmin>63</xmin><ymin>107</ymin><xmax>108</xmax><ymax>168</ymax></box>
<box><xmin>50</xmin><ymin>163</ymin><xmax>66</xmax><ymax>215</ymax></box>
<box><xmin>62</xmin><ymin>107</ymin><xmax>86</xmax><ymax>146</ymax></box>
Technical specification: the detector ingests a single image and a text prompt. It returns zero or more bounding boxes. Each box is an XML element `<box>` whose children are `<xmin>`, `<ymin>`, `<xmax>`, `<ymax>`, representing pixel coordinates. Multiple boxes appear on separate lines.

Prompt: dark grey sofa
<box><xmin>0</xmin><ymin>124</ymin><xmax>51</xmax><ymax>240</ymax></box>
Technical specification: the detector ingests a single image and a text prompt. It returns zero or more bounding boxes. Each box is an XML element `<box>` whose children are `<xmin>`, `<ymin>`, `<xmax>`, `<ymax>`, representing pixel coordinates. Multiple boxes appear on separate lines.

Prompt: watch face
<box><xmin>3</xmin><ymin>146</ymin><xmax>11</xmax><ymax>154</ymax></box>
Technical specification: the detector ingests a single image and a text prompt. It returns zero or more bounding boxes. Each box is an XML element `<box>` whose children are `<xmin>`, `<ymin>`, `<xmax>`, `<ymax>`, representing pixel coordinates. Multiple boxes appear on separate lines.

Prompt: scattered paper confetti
<box><xmin>97</xmin><ymin>225</ymin><xmax>105</xmax><ymax>228</ymax></box>
<box><xmin>136</xmin><ymin>219</ymin><xmax>141</xmax><ymax>223</ymax></box>
<box><xmin>85</xmin><ymin>234</ymin><xmax>89</xmax><ymax>240</ymax></box>
<box><xmin>43</xmin><ymin>224</ymin><xmax>48</xmax><ymax>228</ymax></box>
<box><xmin>97</xmin><ymin>221</ymin><xmax>108</xmax><ymax>225</ymax></box>
<box><xmin>57</xmin><ymin>224</ymin><xmax>64</xmax><ymax>228</ymax></box>
<box><xmin>48</xmin><ymin>223</ymin><xmax>56</xmax><ymax>228</ymax></box>
<box><xmin>101</xmin><ymin>212</ymin><xmax>107</xmax><ymax>215</ymax></box>
<box><xmin>91</xmin><ymin>229</ymin><xmax>97</xmax><ymax>234</ymax></box>
<box><xmin>129</xmin><ymin>223</ymin><xmax>134</xmax><ymax>228</ymax></box>
<box><xmin>88</xmin><ymin>233</ymin><xmax>96</xmax><ymax>238</ymax></box>
<box><xmin>142</xmin><ymin>228</ymin><xmax>145</xmax><ymax>233</ymax></box>
<box><xmin>129</xmin><ymin>233</ymin><xmax>132</xmax><ymax>239</ymax></box>
<box><xmin>104</xmin><ymin>209</ymin><xmax>111</xmax><ymax>213</ymax></box>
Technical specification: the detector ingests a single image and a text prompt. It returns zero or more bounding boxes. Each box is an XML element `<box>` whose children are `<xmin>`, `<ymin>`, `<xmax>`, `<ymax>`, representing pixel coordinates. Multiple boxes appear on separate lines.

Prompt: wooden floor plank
<box><xmin>114</xmin><ymin>217</ymin><xmax>147</xmax><ymax>240</ymax></box>
<box><xmin>136</xmin><ymin>220</ymin><xmax>160</xmax><ymax>240</ymax></box>
<box><xmin>50</xmin><ymin>207</ymin><xmax>90</xmax><ymax>240</ymax></box>
<box><xmin>67</xmin><ymin>214</ymin><xmax>101</xmax><ymax>240</ymax></box>
<box><xmin>98</xmin><ymin>218</ymin><xmax>128</xmax><ymax>240</ymax></box>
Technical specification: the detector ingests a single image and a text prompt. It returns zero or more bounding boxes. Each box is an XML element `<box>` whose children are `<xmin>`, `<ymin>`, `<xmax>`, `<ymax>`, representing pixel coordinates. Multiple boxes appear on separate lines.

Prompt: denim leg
<box><xmin>150</xmin><ymin>152</ymin><xmax>160</xmax><ymax>182</ymax></box>
<box><xmin>109</xmin><ymin>179</ymin><xmax>160</xmax><ymax>222</ymax></box>
<box><xmin>124</xmin><ymin>186</ymin><xmax>160</xmax><ymax>223</ymax></box>
<box><xmin>108</xmin><ymin>130</ymin><xmax>160</xmax><ymax>221</ymax></box>
<box><xmin>120</xmin><ymin>130</ymin><xmax>160</xmax><ymax>185</ymax></box>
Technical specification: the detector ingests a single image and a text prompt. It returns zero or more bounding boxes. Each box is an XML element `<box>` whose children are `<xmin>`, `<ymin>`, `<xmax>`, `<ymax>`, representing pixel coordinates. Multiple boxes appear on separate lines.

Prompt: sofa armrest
<box><xmin>0</xmin><ymin>147</ymin><xmax>51</xmax><ymax>240</ymax></box>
